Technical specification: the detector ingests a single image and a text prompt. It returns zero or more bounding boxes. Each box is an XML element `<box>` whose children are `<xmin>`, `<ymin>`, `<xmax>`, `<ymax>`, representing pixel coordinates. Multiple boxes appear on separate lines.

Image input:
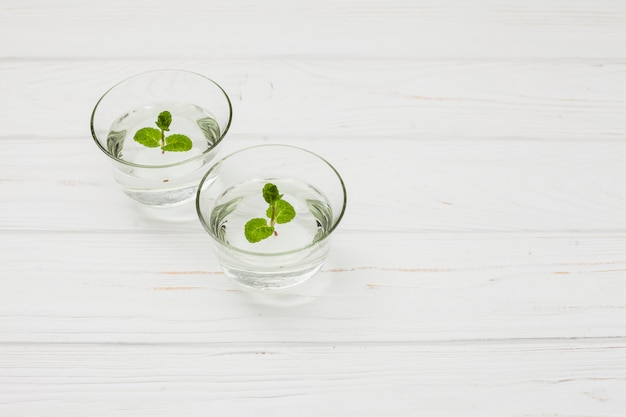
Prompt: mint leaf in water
<box><xmin>267</xmin><ymin>199</ymin><xmax>296</xmax><ymax>224</ymax></box>
<box><xmin>244</xmin><ymin>218</ymin><xmax>275</xmax><ymax>243</ymax></box>
<box><xmin>262</xmin><ymin>183</ymin><xmax>281</xmax><ymax>204</ymax></box>
<box><xmin>133</xmin><ymin>110</ymin><xmax>192</xmax><ymax>154</ymax></box>
<box><xmin>133</xmin><ymin>127</ymin><xmax>162</xmax><ymax>148</ymax></box>
<box><xmin>161</xmin><ymin>134</ymin><xmax>193</xmax><ymax>152</ymax></box>
<box><xmin>155</xmin><ymin>110</ymin><xmax>172</xmax><ymax>131</ymax></box>
<box><xmin>244</xmin><ymin>183</ymin><xmax>296</xmax><ymax>243</ymax></box>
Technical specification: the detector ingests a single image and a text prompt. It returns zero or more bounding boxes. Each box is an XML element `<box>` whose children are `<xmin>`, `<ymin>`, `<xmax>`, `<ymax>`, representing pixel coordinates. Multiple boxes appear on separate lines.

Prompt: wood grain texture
<box><xmin>1</xmin><ymin>341</ymin><xmax>625</xmax><ymax>416</ymax></box>
<box><xmin>1</xmin><ymin>0</ymin><xmax>625</xmax><ymax>59</ymax></box>
<box><xmin>2</xmin><ymin>59</ymin><xmax>625</xmax><ymax>140</ymax></box>
<box><xmin>1</xmin><ymin>231</ymin><xmax>625</xmax><ymax>344</ymax></box>
<box><xmin>1</xmin><ymin>136</ymin><xmax>625</xmax><ymax>233</ymax></box>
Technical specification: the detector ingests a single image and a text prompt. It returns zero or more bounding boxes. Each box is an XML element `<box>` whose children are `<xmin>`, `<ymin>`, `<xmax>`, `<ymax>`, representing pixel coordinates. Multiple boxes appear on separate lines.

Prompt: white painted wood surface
<box><xmin>1</xmin><ymin>0</ymin><xmax>626</xmax><ymax>415</ymax></box>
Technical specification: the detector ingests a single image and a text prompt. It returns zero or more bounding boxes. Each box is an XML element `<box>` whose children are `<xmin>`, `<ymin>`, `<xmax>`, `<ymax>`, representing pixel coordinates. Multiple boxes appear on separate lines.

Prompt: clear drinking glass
<box><xmin>90</xmin><ymin>69</ymin><xmax>232</xmax><ymax>206</ymax></box>
<box><xmin>196</xmin><ymin>145</ymin><xmax>347</xmax><ymax>290</ymax></box>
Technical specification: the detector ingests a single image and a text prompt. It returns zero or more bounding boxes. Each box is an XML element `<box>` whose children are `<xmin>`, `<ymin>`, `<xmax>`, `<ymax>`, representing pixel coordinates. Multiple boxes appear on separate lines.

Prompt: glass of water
<box><xmin>90</xmin><ymin>69</ymin><xmax>232</xmax><ymax>206</ymax></box>
<box><xmin>196</xmin><ymin>145</ymin><xmax>347</xmax><ymax>290</ymax></box>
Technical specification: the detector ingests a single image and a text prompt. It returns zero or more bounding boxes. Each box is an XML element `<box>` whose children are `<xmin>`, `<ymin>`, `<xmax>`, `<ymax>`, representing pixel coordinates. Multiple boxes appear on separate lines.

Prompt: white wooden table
<box><xmin>2</xmin><ymin>1</ymin><xmax>626</xmax><ymax>415</ymax></box>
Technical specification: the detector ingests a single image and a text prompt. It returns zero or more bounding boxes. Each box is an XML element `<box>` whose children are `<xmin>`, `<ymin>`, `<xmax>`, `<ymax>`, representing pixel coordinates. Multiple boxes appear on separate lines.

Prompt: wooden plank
<box><xmin>1</xmin><ymin>0</ymin><xmax>625</xmax><ymax>59</ymax></box>
<box><xmin>1</xmin><ymin>59</ymin><xmax>625</xmax><ymax>140</ymax></box>
<box><xmin>1</xmin><ymin>136</ymin><xmax>625</xmax><ymax>233</ymax></box>
<box><xmin>0</xmin><ymin>340</ymin><xmax>625</xmax><ymax>416</ymax></box>
<box><xmin>1</xmin><ymin>231</ymin><xmax>625</xmax><ymax>344</ymax></box>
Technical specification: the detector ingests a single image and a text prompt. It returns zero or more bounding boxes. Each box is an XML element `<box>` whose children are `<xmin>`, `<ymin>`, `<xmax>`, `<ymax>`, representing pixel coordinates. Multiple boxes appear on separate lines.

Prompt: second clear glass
<box><xmin>196</xmin><ymin>145</ymin><xmax>347</xmax><ymax>290</ymax></box>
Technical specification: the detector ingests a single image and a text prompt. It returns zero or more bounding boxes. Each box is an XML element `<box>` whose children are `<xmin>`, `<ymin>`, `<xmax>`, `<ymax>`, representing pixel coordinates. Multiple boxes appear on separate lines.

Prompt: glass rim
<box><xmin>90</xmin><ymin>69</ymin><xmax>233</xmax><ymax>169</ymax></box>
<box><xmin>195</xmin><ymin>144</ymin><xmax>348</xmax><ymax>257</ymax></box>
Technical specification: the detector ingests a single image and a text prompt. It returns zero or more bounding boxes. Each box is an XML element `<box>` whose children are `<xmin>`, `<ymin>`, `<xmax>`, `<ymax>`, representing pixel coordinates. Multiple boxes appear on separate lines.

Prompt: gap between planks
<box><xmin>1</xmin><ymin>335</ymin><xmax>625</xmax><ymax>350</ymax></box>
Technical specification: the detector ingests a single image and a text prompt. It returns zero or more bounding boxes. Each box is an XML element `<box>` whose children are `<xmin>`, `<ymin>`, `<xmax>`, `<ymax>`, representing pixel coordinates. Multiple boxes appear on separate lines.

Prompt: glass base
<box><xmin>223</xmin><ymin>262</ymin><xmax>324</xmax><ymax>291</ymax></box>
<box><xmin>122</xmin><ymin>184</ymin><xmax>198</xmax><ymax>207</ymax></box>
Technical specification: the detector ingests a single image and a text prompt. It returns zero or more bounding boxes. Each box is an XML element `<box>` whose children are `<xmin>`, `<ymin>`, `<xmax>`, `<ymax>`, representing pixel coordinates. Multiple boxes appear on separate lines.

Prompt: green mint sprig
<box><xmin>133</xmin><ymin>110</ymin><xmax>192</xmax><ymax>154</ymax></box>
<box><xmin>244</xmin><ymin>183</ymin><xmax>296</xmax><ymax>243</ymax></box>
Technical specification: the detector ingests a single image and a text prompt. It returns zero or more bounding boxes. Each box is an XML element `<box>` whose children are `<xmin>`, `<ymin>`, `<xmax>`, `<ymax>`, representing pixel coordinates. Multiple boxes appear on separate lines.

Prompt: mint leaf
<box><xmin>156</xmin><ymin>110</ymin><xmax>172</xmax><ymax>131</ymax></box>
<box><xmin>161</xmin><ymin>134</ymin><xmax>193</xmax><ymax>152</ymax></box>
<box><xmin>244</xmin><ymin>218</ymin><xmax>275</xmax><ymax>243</ymax></box>
<box><xmin>246</xmin><ymin>183</ymin><xmax>296</xmax><ymax>243</ymax></box>
<box><xmin>262</xmin><ymin>183</ymin><xmax>281</xmax><ymax>204</ymax></box>
<box><xmin>134</xmin><ymin>127</ymin><xmax>162</xmax><ymax>148</ymax></box>
<box><xmin>267</xmin><ymin>199</ymin><xmax>296</xmax><ymax>224</ymax></box>
<box><xmin>133</xmin><ymin>110</ymin><xmax>193</xmax><ymax>154</ymax></box>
